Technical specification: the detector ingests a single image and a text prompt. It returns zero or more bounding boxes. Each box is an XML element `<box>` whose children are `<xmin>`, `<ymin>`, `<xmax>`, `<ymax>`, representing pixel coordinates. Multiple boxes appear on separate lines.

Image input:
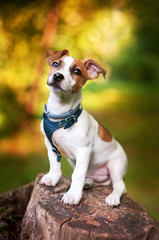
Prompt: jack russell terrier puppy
<box><xmin>41</xmin><ymin>49</ymin><xmax>127</xmax><ymax>207</ymax></box>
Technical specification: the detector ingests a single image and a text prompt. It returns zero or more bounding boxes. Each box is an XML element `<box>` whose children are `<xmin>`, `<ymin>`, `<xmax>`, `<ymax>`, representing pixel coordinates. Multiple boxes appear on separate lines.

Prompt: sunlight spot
<box><xmin>14</xmin><ymin>40</ymin><xmax>29</xmax><ymax>57</ymax></box>
<box><xmin>87</xmin><ymin>29</ymin><xmax>101</xmax><ymax>42</ymax></box>
<box><xmin>82</xmin><ymin>89</ymin><xmax>122</xmax><ymax>111</ymax></box>
<box><xmin>103</xmin><ymin>18</ymin><xmax>111</xmax><ymax>28</ymax></box>
<box><xmin>65</xmin><ymin>12</ymin><xmax>82</xmax><ymax>26</ymax></box>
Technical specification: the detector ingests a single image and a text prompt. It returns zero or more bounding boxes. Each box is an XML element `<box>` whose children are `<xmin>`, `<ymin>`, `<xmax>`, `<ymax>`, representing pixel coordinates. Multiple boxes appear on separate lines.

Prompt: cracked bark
<box><xmin>21</xmin><ymin>173</ymin><xmax>155</xmax><ymax>240</ymax></box>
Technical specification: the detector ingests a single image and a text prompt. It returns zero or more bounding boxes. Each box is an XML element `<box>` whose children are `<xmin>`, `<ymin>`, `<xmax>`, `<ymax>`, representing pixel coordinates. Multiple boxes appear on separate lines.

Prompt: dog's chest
<box><xmin>52</xmin><ymin>128</ymin><xmax>76</xmax><ymax>160</ymax></box>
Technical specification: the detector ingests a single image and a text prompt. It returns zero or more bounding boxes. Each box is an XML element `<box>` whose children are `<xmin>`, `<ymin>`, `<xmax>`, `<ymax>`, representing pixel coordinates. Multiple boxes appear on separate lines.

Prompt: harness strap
<box><xmin>42</xmin><ymin>105</ymin><xmax>82</xmax><ymax>162</ymax></box>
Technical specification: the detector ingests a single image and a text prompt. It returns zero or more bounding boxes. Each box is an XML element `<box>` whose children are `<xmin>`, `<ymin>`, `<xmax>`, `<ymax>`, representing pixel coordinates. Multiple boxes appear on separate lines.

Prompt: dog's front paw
<box><xmin>40</xmin><ymin>173</ymin><xmax>61</xmax><ymax>187</ymax></box>
<box><xmin>62</xmin><ymin>190</ymin><xmax>82</xmax><ymax>205</ymax></box>
<box><xmin>105</xmin><ymin>193</ymin><xmax>120</xmax><ymax>207</ymax></box>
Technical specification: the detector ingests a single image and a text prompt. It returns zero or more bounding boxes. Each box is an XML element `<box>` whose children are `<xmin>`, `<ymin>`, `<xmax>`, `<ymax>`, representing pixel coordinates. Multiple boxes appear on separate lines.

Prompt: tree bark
<box><xmin>0</xmin><ymin>182</ymin><xmax>34</xmax><ymax>239</ymax></box>
<box><xmin>21</xmin><ymin>173</ymin><xmax>155</xmax><ymax>240</ymax></box>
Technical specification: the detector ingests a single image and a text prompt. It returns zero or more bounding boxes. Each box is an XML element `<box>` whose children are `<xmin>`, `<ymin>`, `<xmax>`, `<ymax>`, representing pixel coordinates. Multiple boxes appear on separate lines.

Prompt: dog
<box><xmin>40</xmin><ymin>49</ymin><xmax>127</xmax><ymax>207</ymax></box>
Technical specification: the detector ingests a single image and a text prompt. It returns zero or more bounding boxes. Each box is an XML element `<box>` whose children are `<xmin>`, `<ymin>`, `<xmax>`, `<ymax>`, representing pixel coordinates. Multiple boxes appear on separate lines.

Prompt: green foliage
<box><xmin>0</xmin><ymin>153</ymin><xmax>72</xmax><ymax>193</ymax></box>
<box><xmin>0</xmin><ymin>85</ymin><xmax>24</xmax><ymax>138</ymax></box>
<box><xmin>0</xmin><ymin>207</ymin><xmax>17</xmax><ymax>223</ymax></box>
<box><xmin>0</xmin><ymin>226</ymin><xmax>8</xmax><ymax>239</ymax></box>
<box><xmin>110</xmin><ymin>46</ymin><xmax>159</xmax><ymax>83</ymax></box>
<box><xmin>112</xmin><ymin>0</ymin><xmax>159</xmax><ymax>83</ymax></box>
<box><xmin>129</xmin><ymin>0</ymin><xmax>159</xmax><ymax>55</ymax></box>
<box><xmin>0</xmin><ymin>207</ymin><xmax>17</xmax><ymax>239</ymax></box>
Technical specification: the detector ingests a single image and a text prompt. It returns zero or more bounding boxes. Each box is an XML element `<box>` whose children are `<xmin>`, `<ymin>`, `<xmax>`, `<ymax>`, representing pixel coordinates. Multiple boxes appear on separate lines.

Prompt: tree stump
<box><xmin>21</xmin><ymin>173</ymin><xmax>155</xmax><ymax>240</ymax></box>
<box><xmin>0</xmin><ymin>182</ymin><xmax>34</xmax><ymax>239</ymax></box>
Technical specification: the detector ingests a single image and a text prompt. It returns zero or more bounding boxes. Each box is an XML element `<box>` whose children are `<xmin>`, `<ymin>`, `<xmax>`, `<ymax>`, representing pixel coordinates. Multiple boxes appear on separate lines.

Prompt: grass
<box><xmin>0</xmin><ymin>80</ymin><xmax>159</xmax><ymax>221</ymax></box>
<box><xmin>0</xmin><ymin>153</ymin><xmax>72</xmax><ymax>193</ymax></box>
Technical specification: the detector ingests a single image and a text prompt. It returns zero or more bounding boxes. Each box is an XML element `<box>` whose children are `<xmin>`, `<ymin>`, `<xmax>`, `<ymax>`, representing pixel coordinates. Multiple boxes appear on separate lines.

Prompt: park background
<box><xmin>0</xmin><ymin>0</ymin><xmax>159</xmax><ymax>221</ymax></box>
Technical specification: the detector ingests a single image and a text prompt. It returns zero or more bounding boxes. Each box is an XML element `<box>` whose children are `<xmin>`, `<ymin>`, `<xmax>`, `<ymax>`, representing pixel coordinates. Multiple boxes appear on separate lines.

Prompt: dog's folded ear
<box><xmin>46</xmin><ymin>49</ymin><xmax>69</xmax><ymax>66</ymax></box>
<box><xmin>83</xmin><ymin>59</ymin><xmax>106</xmax><ymax>80</ymax></box>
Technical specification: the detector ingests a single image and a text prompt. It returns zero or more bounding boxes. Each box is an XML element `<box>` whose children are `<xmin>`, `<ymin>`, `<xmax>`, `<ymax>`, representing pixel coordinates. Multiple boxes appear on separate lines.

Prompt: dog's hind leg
<box><xmin>105</xmin><ymin>179</ymin><xmax>126</xmax><ymax>207</ymax></box>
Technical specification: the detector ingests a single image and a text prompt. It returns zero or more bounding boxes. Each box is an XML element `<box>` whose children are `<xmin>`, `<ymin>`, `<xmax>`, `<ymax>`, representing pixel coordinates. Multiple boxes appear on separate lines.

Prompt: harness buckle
<box><xmin>63</xmin><ymin>114</ymin><xmax>77</xmax><ymax>130</ymax></box>
<box><xmin>65</xmin><ymin>114</ymin><xmax>77</xmax><ymax>123</ymax></box>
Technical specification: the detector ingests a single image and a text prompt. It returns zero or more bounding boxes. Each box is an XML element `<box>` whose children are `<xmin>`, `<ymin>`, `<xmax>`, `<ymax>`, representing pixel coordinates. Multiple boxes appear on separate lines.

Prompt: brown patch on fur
<box><xmin>46</xmin><ymin>49</ymin><xmax>69</xmax><ymax>66</ymax></box>
<box><xmin>71</xmin><ymin>59</ymin><xmax>90</xmax><ymax>93</ymax></box>
<box><xmin>48</xmin><ymin>57</ymin><xmax>65</xmax><ymax>76</ymax></box>
<box><xmin>98</xmin><ymin>124</ymin><xmax>112</xmax><ymax>142</ymax></box>
<box><xmin>53</xmin><ymin>140</ymin><xmax>69</xmax><ymax>159</ymax></box>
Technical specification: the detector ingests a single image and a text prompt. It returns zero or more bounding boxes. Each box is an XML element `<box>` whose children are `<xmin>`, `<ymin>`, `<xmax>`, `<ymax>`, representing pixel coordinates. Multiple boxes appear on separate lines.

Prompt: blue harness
<box><xmin>42</xmin><ymin>104</ymin><xmax>82</xmax><ymax>162</ymax></box>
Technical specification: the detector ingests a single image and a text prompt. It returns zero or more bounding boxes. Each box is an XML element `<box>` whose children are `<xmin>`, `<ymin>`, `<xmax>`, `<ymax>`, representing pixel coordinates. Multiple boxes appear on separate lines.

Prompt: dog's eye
<box><xmin>52</xmin><ymin>61</ymin><xmax>59</xmax><ymax>67</ymax></box>
<box><xmin>73</xmin><ymin>68</ymin><xmax>81</xmax><ymax>75</ymax></box>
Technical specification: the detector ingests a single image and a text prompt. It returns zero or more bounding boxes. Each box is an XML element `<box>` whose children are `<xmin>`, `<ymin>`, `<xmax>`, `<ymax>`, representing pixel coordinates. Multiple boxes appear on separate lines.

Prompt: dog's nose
<box><xmin>53</xmin><ymin>73</ymin><xmax>64</xmax><ymax>81</ymax></box>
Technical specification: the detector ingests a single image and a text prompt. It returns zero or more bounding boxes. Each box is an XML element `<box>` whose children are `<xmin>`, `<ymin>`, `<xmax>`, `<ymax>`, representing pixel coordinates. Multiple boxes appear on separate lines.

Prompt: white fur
<box><xmin>48</xmin><ymin>56</ymin><xmax>75</xmax><ymax>94</ymax></box>
<box><xmin>41</xmin><ymin>56</ymin><xmax>127</xmax><ymax>206</ymax></box>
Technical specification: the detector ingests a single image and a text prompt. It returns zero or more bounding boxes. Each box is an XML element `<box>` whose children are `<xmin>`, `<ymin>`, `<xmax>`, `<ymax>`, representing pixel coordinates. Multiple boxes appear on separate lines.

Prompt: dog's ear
<box><xmin>83</xmin><ymin>59</ymin><xmax>106</xmax><ymax>80</ymax></box>
<box><xmin>46</xmin><ymin>49</ymin><xmax>69</xmax><ymax>66</ymax></box>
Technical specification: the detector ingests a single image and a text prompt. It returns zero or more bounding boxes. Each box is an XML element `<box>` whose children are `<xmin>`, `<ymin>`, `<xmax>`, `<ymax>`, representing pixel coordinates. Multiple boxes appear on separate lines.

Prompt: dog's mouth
<box><xmin>47</xmin><ymin>76</ymin><xmax>64</xmax><ymax>92</ymax></box>
<box><xmin>48</xmin><ymin>82</ymin><xmax>63</xmax><ymax>92</ymax></box>
<box><xmin>47</xmin><ymin>74</ymin><xmax>71</xmax><ymax>93</ymax></box>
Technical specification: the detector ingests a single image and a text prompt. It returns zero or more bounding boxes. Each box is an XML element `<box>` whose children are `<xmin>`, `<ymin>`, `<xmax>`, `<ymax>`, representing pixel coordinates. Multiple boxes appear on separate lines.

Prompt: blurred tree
<box><xmin>132</xmin><ymin>0</ymin><xmax>159</xmax><ymax>83</ymax></box>
<box><xmin>0</xmin><ymin>0</ymin><xmax>63</xmax><ymax>121</ymax></box>
<box><xmin>111</xmin><ymin>0</ymin><xmax>159</xmax><ymax>83</ymax></box>
<box><xmin>0</xmin><ymin>85</ymin><xmax>24</xmax><ymax>138</ymax></box>
<box><xmin>132</xmin><ymin>0</ymin><xmax>159</xmax><ymax>55</ymax></box>
<box><xmin>0</xmin><ymin>0</ymin><xmax>134</xmax><ymax>123</ymax></box>
<box><xmin>26</xmin><ymin>0</ymin><xmax>63</xmax><ymax>114</ymax></box>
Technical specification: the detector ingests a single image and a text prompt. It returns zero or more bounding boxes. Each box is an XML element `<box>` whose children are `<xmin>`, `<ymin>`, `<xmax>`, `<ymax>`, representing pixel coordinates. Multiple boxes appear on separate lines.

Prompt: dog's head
<box><xmin>46</xmin><ymin>49</ymin><xmax>106</xmax><ymax>93</ymax></box>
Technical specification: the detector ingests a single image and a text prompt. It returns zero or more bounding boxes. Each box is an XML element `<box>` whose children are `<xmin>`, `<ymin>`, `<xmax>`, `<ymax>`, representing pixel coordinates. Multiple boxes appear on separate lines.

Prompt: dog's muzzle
<box><xmin>47</xmin><ymin>72</ymin><xmax>64</xmax><ymax>87</ymax></box>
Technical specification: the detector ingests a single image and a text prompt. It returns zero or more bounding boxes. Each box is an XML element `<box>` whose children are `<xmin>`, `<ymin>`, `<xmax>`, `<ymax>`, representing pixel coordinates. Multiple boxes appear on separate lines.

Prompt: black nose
<box><xmin>53</xmin><ymin>72</ymin><xmax>64</xmax><ymax>81</ymax></box>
